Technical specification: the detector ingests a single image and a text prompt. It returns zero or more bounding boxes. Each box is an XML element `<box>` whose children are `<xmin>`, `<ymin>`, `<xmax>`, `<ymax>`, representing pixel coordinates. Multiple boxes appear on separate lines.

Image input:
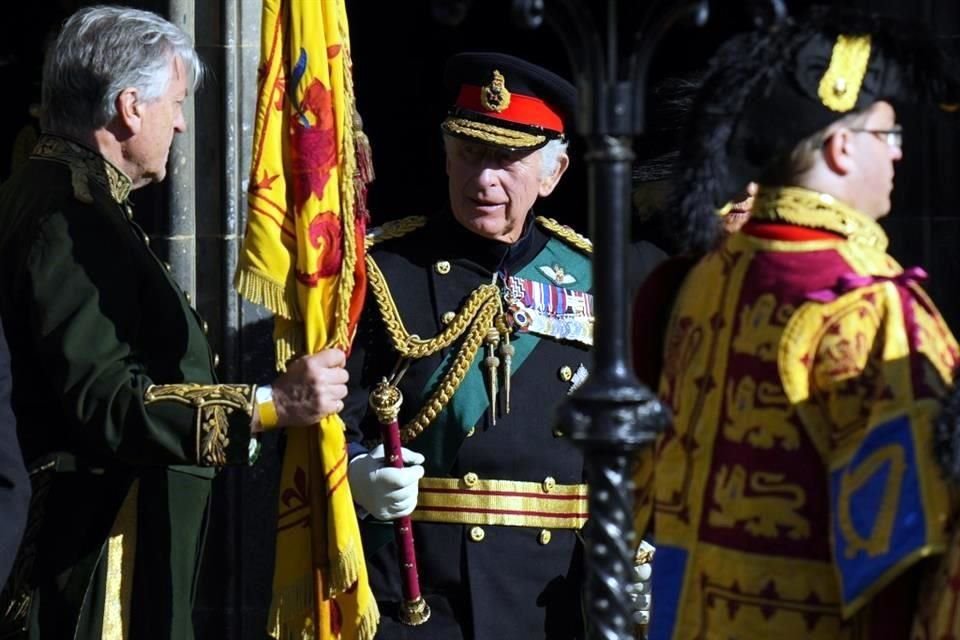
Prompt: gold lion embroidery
<box><xmin>812</xmin><ymin>303</ymin><xmax>877</xmax><ymax>388</ymax></box>
<box><xmin>723</xmin><ymin>376</ymin><xmax>798</xmax><ymax>450</ymax></box>
<box><xmin>732</xmin><ymin>294</ymin><xmax>793</xmax><ymax>362</ymax></box>
<box><xmin>708</xmin><ymin>465</ymin><xmax>811</xmax><ymax>540</ymax></box>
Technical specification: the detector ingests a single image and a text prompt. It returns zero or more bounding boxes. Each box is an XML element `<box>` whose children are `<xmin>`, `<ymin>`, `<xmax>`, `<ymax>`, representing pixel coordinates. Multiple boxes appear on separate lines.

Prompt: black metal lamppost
<box><xmin>431</xmin><ymin>2</ymin><xmax>788</xmax><ymax>638</ymax></box>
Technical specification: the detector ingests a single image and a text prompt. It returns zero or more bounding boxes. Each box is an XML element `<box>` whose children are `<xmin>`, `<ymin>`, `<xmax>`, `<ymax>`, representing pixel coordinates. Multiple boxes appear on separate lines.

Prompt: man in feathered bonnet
<box><xmin>632</xmin><ymin>7</ymin><xmax>960</xmax><ymax>639</ymax></box>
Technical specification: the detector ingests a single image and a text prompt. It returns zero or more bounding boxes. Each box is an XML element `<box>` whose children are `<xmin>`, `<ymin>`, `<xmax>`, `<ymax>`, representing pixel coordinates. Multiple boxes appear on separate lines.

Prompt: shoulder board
<box><xmin>536</xmin><ymin>216</ymin><xmax>592</xmax><ymax>254</ymax></box>
<box><xmin>365</xmin><ymin>216</ymin><xmax>428</xmax><ymax>249</ymax></box>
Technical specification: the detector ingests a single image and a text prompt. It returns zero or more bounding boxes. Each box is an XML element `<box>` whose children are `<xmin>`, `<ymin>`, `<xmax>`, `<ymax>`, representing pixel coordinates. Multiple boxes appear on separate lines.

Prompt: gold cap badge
<box><xmin>480</xmin><ymin>69</ymin><xmax>511</xmax><ymax>113</ymax></box>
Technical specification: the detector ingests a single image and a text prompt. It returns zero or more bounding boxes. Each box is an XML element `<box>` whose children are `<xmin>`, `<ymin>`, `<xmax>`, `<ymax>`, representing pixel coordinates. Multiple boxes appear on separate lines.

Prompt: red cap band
<box><xmin>455</xmin><ymin>85</ymin><xmax>565</xmax><ymax>134</ymax></box>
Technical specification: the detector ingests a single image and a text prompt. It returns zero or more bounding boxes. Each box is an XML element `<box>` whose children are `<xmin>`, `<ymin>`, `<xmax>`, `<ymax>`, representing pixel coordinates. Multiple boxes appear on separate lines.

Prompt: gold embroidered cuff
<box><xmin>144</xmin><ymin>383</ymin><xmax>255</xmax><ymax>466</ymax></box>
<box><xmin>412</xmin><ymin>476</ymin><xmax>589</xmax><ymax>529</ymax></box>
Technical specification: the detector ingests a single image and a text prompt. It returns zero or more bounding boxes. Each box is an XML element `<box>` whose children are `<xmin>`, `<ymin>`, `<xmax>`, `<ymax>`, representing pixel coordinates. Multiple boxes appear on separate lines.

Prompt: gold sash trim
<box><xmin>413</xmin><ymin>477</ymin><xmax>589</xmax><ymax>529</ymax></box>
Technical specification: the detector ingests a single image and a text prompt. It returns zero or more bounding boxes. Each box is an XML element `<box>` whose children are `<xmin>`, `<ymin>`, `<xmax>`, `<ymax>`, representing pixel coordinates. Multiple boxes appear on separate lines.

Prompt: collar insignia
<box><xmin>32</xmin><ymin>134</ymin><xmax>132</xmax><ymax>204</ymax></box>
<box><xmin>480</xmin><ymin>69</ymin><xmax>511</xmax><ymax>113</ymax></box>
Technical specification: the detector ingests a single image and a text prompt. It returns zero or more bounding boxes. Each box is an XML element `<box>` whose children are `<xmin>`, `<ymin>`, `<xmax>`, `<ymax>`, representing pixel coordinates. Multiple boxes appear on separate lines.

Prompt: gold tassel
<box><xmin>500</xmin><ymin>332</ymin><xmax>514</xmax><ymax>415</ymax></box>
<box><xmin>484</xmin><ymin>328</ymin><xmax>500</xmax><ymax>425</ymax></box>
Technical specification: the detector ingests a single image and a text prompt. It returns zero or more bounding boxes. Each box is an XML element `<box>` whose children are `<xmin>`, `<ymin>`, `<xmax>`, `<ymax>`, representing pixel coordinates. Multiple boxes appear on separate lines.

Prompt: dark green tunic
<box><xmin>0</xmin><ymin>136</ymin><xmax>254</xmax><ymax>639</ymax></box>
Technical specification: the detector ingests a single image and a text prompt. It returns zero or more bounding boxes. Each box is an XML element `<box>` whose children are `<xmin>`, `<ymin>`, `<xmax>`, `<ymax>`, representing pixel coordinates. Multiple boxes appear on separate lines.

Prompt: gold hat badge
<box><xmin>817</xmin><ymin>34</ymin><xmax>872</xmax><ymax>112</ymax></box>
<box><xmin>480</xmin><ymin>69</ymin><xmax>511</xmax><ymax>113</ymax></box>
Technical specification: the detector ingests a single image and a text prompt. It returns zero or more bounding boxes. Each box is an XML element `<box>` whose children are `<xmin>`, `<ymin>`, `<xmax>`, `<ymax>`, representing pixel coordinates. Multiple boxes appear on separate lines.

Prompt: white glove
<box><xmin>629</xmin><ymin>539</ymin><xmax>655</xmax><ymax>626</ymax></box>
<box><xmin>347</xmin><ymin>444</ymin><xmax>425</xmax><ymax>521</ymax></box>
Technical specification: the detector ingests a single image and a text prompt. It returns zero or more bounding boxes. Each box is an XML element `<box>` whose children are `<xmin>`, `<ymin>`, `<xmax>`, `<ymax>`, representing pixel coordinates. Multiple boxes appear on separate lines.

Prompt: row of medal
<box><xmin>502</xmin><ymin>273</ymin><xmax>594</xmax><ymax>346</ymax></box>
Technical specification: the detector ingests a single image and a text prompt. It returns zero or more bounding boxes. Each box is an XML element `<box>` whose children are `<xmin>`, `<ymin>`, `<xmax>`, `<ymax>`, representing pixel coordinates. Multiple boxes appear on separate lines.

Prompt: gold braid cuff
<box><xmin>751</xmin><ymin>186</ymin><xmax>889</xmax><ymax>251</ymax></box>
<box><xmin>144</xmin><ymin>384</ymin><xmax>254</xmax><ymax>466</ymax></box>
<box><xmin>413</xmin><ymin>477</ymin><xmax>588</xmax><ymax>529</ymax></box>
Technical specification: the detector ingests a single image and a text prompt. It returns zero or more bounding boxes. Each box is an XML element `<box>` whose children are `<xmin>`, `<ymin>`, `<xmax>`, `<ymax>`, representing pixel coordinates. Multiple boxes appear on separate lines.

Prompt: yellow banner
<box><xmin>236</xmin><ymin>0</ymin><xmax>376</xmax><ymax>637</ymax></box>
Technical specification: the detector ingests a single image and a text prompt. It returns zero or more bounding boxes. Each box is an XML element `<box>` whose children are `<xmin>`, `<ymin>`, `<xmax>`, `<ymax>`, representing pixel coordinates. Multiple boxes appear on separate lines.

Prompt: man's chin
<box><xmin>454</xmin><ymin>212</ymin><xmax>504</xmax><ymax>238</ymax></box>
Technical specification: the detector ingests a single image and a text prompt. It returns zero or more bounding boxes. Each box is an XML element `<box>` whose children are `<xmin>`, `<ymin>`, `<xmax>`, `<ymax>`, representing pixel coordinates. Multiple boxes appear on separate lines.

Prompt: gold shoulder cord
<box><xmin>365</xmin><ymin>215</ymin><xmax>593</xmax><ymax>442</ymax></box>
<box><xmin>365</xmin><ymin>254</ymin><xmax>502</xmax><ymax>442</ymax></box>
<box><xmin>535</xmin><ymin>216</ymin><xmax>593</xmax><ymax>254</ymax></box>
<box><xmin>144</xmin><ymin>383</ymin><xmax>254</xmax><ymax>466</ymax></box>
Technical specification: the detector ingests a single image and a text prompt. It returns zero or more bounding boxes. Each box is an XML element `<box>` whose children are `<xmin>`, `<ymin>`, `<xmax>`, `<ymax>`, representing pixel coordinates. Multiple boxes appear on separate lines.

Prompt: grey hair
<box><xmin>539</xmin><ymin>138</ymin><xmax>569</xmax><ymax>179</ymax></box>
<box><xmin>41</xmin><ymin>5</ymin><xmax>202</xmax><ymax>136</ymax></box>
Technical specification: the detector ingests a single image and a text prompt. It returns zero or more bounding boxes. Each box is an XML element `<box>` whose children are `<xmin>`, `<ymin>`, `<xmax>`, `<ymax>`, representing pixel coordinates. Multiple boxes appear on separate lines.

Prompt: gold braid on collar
<box><xmin>32</xmin><ymin>135</ymin><xmax>132</xmax><ymax>204</ymax></box>
<box><xmin>751</xmin><ymin>186</ymin><xmax>889</xmax><ymax>251</ymax></box>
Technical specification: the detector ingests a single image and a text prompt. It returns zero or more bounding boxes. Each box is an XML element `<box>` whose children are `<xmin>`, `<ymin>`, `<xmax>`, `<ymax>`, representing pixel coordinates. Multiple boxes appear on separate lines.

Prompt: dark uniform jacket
<box><xmin>0</xmin><ymin>321</ymin><xmax>29</xmax><ymax>587</ymax></box>
<box><xmin>343</xmin><ymin>214</ymin><xmax>664</xmax><ymax>639</ymax></box>
<box><xmin>0</xmin><ymin>135</ymin><xmax>255</xmax><ymax>640</ymax></box>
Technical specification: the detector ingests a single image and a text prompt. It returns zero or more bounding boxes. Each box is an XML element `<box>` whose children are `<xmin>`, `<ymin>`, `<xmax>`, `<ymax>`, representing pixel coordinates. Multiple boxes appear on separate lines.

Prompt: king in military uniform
<box><xmin>633</xmin><ymin>8</ymin><xmax>960</xmax><ymax>640</ymax></box>
<box><xmin>342</xmin><ymin>52</ymin><xmax>664</xmax><ymax>638</ymax></box>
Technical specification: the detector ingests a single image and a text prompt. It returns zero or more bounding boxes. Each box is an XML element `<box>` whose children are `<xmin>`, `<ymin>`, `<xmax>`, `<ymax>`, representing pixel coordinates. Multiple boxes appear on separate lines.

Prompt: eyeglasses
<box><xmin>848</xmin><ymin>125</ymin><xmax>903</xmax><ymax>149</ymax></box>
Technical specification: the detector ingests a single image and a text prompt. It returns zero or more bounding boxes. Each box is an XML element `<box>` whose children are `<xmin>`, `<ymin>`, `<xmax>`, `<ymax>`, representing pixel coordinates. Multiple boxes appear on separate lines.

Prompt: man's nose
<box><xmin>476</xmin><ymin>162</ymin><xmax>501</xmax><ymax>184</ymax></box>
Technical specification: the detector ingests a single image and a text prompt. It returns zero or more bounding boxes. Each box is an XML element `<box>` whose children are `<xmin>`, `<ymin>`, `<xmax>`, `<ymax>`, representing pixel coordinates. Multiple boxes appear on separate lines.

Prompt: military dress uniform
<box><xmin>0</xmin><ymin>136</ymin><xmax>256</xmax><ymax>640</ymax></box>
<box><xmin>345</xmin><ymin>212</ymin><xmax>662</xmax><ymax>639</ymax></box>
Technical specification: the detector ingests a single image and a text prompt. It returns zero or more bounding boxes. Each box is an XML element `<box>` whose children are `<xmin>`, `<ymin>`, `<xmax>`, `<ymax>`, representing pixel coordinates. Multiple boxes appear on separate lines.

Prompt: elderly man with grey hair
<box><xmin>341</xmin><ymin>52</ymin><xmax>664</xmax><ymax>639</ymax></box>
<box><xmin>0</xmin><ymin>6</ymin><xmax>350</xmax><ymax>638</ymax></box>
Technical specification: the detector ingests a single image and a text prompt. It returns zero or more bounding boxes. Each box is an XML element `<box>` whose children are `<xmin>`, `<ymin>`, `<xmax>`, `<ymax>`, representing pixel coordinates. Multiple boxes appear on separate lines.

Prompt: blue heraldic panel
<box><xmin>649</xmin><ymin>544</ymin><xmax>687</xmax><ymax>640</ymax></box>
<box><xmin>830</xmin><ymin>413</ymin><xmax>925</xmax><ymax>609</ymax></box>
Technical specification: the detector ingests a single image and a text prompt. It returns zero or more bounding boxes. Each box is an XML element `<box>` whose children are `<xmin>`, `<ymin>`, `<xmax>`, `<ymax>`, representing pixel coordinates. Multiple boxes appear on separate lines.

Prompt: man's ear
<box><xmin>114</xmin><ymin>88</ymin><xmax>142</xmax><ymax>136</ymax></box>
<box><xmin>822</xmin><ymin>128</ymin><xmax>854</xmax><ymax>176</ymax></box>
<box><xmin>539</xmin><ymin>152</ymin><xmax>570</xmax><ymax>197</ymax></box>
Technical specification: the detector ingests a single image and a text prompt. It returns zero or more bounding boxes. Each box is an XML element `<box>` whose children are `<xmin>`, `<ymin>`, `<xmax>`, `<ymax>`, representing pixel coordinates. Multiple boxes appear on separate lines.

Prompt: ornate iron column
<box><xmin>432</xmin><ymin>2</ymin><xmax>786</xmax><ymax>639</ymax></box>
